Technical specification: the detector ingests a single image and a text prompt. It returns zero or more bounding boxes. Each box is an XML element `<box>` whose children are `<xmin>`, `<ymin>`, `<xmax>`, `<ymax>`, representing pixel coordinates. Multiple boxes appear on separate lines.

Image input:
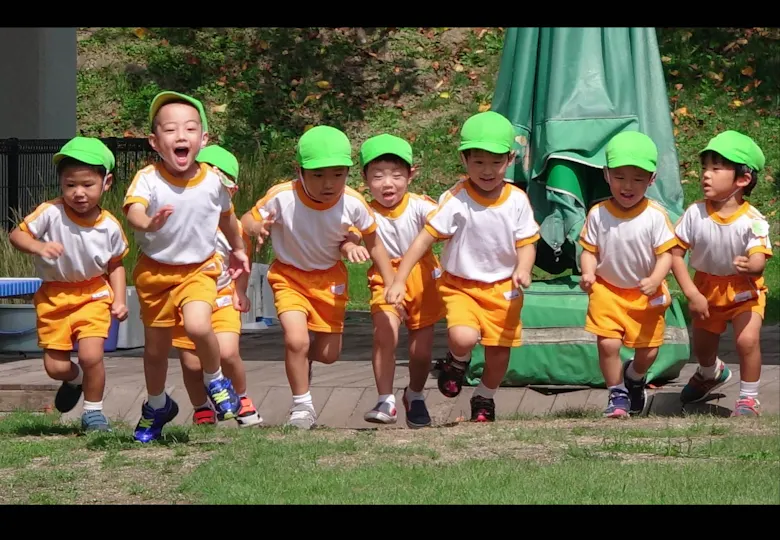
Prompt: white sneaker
<box><xmin>364</xmin><ymin>400</ymin><xmax>397</xmax><ymax>424</ymax></box>
<box><xmin>286</xmin><ymin>402</ymin><xmax>317</xmax><ymax>430</ymax></box>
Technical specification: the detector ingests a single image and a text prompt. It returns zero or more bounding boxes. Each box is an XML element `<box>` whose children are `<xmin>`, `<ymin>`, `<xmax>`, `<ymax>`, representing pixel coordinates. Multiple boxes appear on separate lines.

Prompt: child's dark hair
<box><xmin>363</xmin><ymin>153</ymin><xmax>412</xmax><ymax>175</ymax></box>
<box><xmin>151</xmin><ymin>98</ymin><xmax>200</xmax><ymax>132</ymax></box>
<box><xmin>56</xmin><ymin>157</ymin><xmax>108</xmax><ymax>178</ymax></box>
<box><xmin>700</xmin><ymin>150</ymin><xmax>759</xmax><ymax>196</ymax></box>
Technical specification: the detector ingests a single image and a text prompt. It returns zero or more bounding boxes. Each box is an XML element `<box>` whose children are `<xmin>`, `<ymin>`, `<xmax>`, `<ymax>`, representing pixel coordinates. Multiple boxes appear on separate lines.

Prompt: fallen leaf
<box><xmin>765</xmin><ymin>175</ymin><xmax>775</xmax><ymax>182</ymax></box>
<box><xmin>316</xmin><ymin>80</ymin><xmax>330</xmax><ymax>89</ymax></box>
<box><xmin>670</xmin><ymin>70</ymin><xmax>679</xmax><ymax>76</ymax></box>
<box><xmin>454</xmin><ymin>64</ymin><xmax>464</xmax><ymax>72</ymax></box>
<box><xmin>674</xmin><ymin>106</ymin><xmax>688</xmax><ymax>117</ymax></box>
<box><xmin>767</xmin><ymin>210</ymin><xmax>777</xmax><ymax>218</ymax></box>
<box><xmin>673</xmin><ymin>127</ymin><xmax>679</xmax><ymax>136</ymax></box>
<box><xmin>741</xmin><ymin>66</ymin><xmax>755</xmax><ymax>77</ymax></box>
<box><xmin>217</xmin><ymin>76</ymin><xmax>227</xmax><ymax>86</ymax></box>
<box><xmin>687</xmin><ymin>170</ymin><xmax>699</xmax><ymax>178</ymax></box>
<box><xmin>468</xmin><ymin>72</ymin><xmax>478</xmax><ymax>80</ymax></box>
<box><xmin>738</xmin><ymin>38</ymin><xmax>748</xmax><ymax>45</ymax></box>
<box><xmin>132</xmin><ymin>28</ymin><xmax>147</xmax><ymax>39</ymax></box>
<box><xmin>743</xmin><ymin>84</ymin><xmax>752</xmax><ymax>93</ymax></box>
<box><xmin>732</xmin><ymin>99</ymin><xmax>743</xmax><ymax>107</ymax></box>
<box><xmin>258</xmin><ymin>39</ymin><xmax>269</xmax><ymax>50</ymax></box>
<box><xmin>754</xmin><ymin>121</ymin><xmax>760</xmax><ymax>128</ymax></box>
<box><xmin>681</xmin><ymin>179</ymin><xmax>689</xmax><ymax>184</ymax></box>
<box><xmin>160</xmin><ymin>39</ymin><xmax>169</xmax><ymax>47</ymax></box>
<box><xmin>707</xmin><ymin>71</ymin><xmax>723</xmax><ymax>82</ymax></box>
<box><xmin>661</xmin><ymin>55</ymin><xmax>671</xmax><ymax>63</ymax></box>
<box><xmin>211</xmin><ymin>104</ymin><xmax>227</xmax><ymax>113</ymax></box>
<box><xmin>769</xmin><ymin>198</ymin><xmax>777</xmax><ymax>205</ymax></box>
<box><xmin>304</xmin><ymin>124</ymin><xmax>315</xmax><ymax>132</ymax></box>
<box><xmin>394</xmin><ymin>66</ymin><xmax>401</xmax><ymax>74</ymax></box>
<box><xmin>434</xmin><ymin>80</ymin><xmax>444</xmax><ymax>90</ymax></box>
<box><xmin>439</xmin><ymin>92</ymin><xmax>450</xmax><ymax>99</ymax></box>
<box><xmin>675</xmin><ymin>83</ymin><xmax>683</xmax><ymax>91</ymax></box>
<box><xmin>391</xmin><ymin>81</ymin><xmax>400</xmax><ymax>94</ymax></box>
<box><xmin>357</xmin><ymin>184</ymin><xmax>368</xmax><ymax>193</ymax></box>
<box><xmin>478</xmin><ymin>103</ymin><xmax>491</xmax><ymax>112</ymax></box>
<box><xmin>432</xmin><ymin>61</ymin><xmax>440</xmax><ymax>70</ymax></box>
<box><xmin>478</xmin><ymin>29</ymin><xmax>488</xmax><ymax>40</ymax></box>
<box><xmin>754</xmin><ymin>79</ymin><xmax>762</xmax><ymax>88</ymax></box>
<box><xmin>123</xmin><ymin>129</ymin><xmax>135</xmax><ymax>137</ymax></box>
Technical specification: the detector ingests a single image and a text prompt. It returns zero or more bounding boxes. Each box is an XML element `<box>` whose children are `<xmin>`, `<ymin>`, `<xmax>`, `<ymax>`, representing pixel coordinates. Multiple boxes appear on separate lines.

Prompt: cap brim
<box><xmin>360</xmin><ymin>150</ymin><xmax>413</xmax><ymax>168</ymax></box>
<box><xmin>607</xmin><ymin>158</ymin><xmax>656</xmax><ymax>173</ymax></box>
<box><xmin>301</xmin><ymin>157</ymin><xmax>354</xmax><ymax>169</ymax></box>
<box><xmin>150</xmin><ymin>92</ymin><xmax>207</xmax><ymax>131</ymax></box>
<box><xmin>458</xmin><ymin>141</ymin><xmax>512</xmax><ymax>154</ymax></box>
<box><xmin>52</xmin><ymin>150</ymin><xmax>112</xmax><ymax>170</ymax></box>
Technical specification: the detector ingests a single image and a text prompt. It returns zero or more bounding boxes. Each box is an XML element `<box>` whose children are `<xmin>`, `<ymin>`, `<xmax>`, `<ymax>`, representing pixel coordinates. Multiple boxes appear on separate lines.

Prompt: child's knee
<box><xmin>43</xmin><ymin>350</ymin><xmax>74</xmax><ymax>380</ymax></box>
<box><xmin>285</xmin><ymin>330</ymin><xmax>310</xmax><ymax>356</ymax></box>
<box><xmin>312</xmin><ymin>334</ymin><xmax>342</xmax><ymax>364</ymax></box>
<box><xmin>448</xmin><ymin>325</ymin><xmax>479</xmax><ymax>351</ymax></box>
<box><xmin>735</xmin><ymin>328</ymin><xmax>760</xmax><ymax>354</ymax></box>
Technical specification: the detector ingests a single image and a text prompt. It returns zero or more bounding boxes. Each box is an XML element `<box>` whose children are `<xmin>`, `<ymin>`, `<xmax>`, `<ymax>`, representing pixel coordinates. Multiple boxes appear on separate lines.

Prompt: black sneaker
<box><xmin>470</xmin><ymin>395</ymin><xmax>495</xmax><ymax>422</ymax></box>
<box><xmin>622</xmin><ymin>361</ymin><xmax>647</xmax><ymax>415</ymax></box>
<box><xmin>437</xmin><ymin>352</ymin><xmax>469</xmax><ymax>398</ymax></box>
<box><xmin>402</xmin><ymin>388</ymin><xmax>431</xmax><ymax>428</ymax></box>
<box><xmin>54</xmin><ymin>381</ymin><xmax>82</xmax><ymax>413</ymax></box>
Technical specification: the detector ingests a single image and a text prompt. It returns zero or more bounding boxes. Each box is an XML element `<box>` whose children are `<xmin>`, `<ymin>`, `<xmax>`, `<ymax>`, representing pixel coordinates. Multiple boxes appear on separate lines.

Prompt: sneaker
<box><xmin>622</xmin><ymin>361</ymin><xmax>647</xmax><ymax>415</ymax></box>
<box><xmin>286</xmin><ymin>402</ymin><xmax>316</xmax><ymax>430</ymax></box>
<box><xmin>192</xmin><ymin>406</ymin><xmax>216</xmax><ymax>425</ymax></box>
<box><xmin>81</xmin><ymin>410</ymin><xmax>111</xmax><ymax>432</ymax></box>
<box><xmin>731</xmin><ymin>395</ymin><xmax>761</xmax><ymax>417</ymax></box>
<box><xmin>133</xmin><ymin>394</ymin><xmax>179</xmax><ymax>443</ymax></box>
<box><xmin>236</xmin><ymin>396</ymin><xmax>263</xmax><ymax>427</ymax></box>
<box><xmin>437</xmin><ymin>352</ymin><xmax>469</xmax><ymax>398</ymax></box>
<box><xmin>604</xmin><ymin>388</ymin><xmax>630</xmax><ymax>418</ymax></box>
<box><xmin>403</xmin><ymin>388</ymin><xmax>431</xmax><ymax>428</ymax></box>
<box><xmin>680</xmin><ymin>362</ymin><xmax>732</xmax><ymax>404</ymax></box>
<box><xmin>206</xmin><ymin>377</ymin><xmax>241</xmax><ymax>421</ymax></box>
<box><xmin>54</xmin><ymin>380</ymin><xmax>82</xmax><ymax>413</ymax></box>
<box><xmin>470</xmin><ymin>395</ymin><xmax>495</xmax><ymax>422</ymax></box>
<box><xmin>364</xmin><ymin>399</ymin><xmax>397</xmax><ymax>424</ymax></box>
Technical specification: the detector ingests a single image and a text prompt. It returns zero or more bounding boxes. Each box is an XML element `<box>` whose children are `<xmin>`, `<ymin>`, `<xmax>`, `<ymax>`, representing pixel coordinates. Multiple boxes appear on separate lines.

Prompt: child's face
<box><xmin>604</xmin><ymin>165</ymin><xmax>654</xmax><ymax>209</ymax></box>
<box><xmin>300</xmin><ymin>166</ymin><xmax>349</xmax><ymax>203</ymax></box>
<box><xmin>700</xmin><ymin>152</ymin><xmax>749</xmax><ymax>201</ymax></box>
<box><xmin>461</xmin><ymin>149</ymin><xmax>514</xmax><ymax>195</ymax></box>
<box><xmin>60</xmin><ymin>165</ymin><xmax>110</xmax><ymax>216</ymax></box>
<box><xmin>364</xmin><ymin>158</ymin><xmax>415</xmax><ymax>208</ymax></box>
<box><xmin>149</xmin><ymin>103</ymin><xmax>207</xmax><ymax>176</ymax></box>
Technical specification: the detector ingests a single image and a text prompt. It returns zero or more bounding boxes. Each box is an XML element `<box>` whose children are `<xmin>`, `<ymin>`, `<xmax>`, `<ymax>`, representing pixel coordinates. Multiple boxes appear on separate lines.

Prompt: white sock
<box><xmin>147</xmin><ymin>392</ymin><xmax>167</xmax><ymax>410</ymax></box>
<box><xmin>239</xmin><ymin>392</ymin><xmax>247</xmax><ymax>398</ymax></box>
<box><xmin>625</xmin><ymin>361</ymin><xmax>645</xmax><ymax>382</ymax></box>
<box><xmin>378</xmin><ymin>393</ymin><xmax>395</xmax><ymax>406</ymax></box>
<box><xmin>474</xmin><ymin>381</ymin><xmax>497</xmax><ymax>399</ymax></box>
<box><xmin>203</xmin><ymin>368</ymin><xmax>223</xmax><ymax>384</ymax></box>
<box><xmin>83</xmin><ymin>400</ymin><xmax>102</xmax><ymax>412</ymax></box>
<box><xmin>405</xmin><ymin>388</ymin><xmax>425</xmax><ymax>402</ymax></box>
<box><xmin>697</xmin><ymin>358</ymin><xmax>722</xmax><ymax>380</ymax></box>
<box><xmin>739</xmin><ymin>380</ymin><xmax>760</xmax><ymax>398</ymax></box>
<box><xmin>293</xmin><ymin>391</ymin><xmax>313</xmax><ymax>408</ymax></box>
<box><xmin>69</xmin><ymin>364</ymin><xmax>84</xmax><ymax>386</ymax></box>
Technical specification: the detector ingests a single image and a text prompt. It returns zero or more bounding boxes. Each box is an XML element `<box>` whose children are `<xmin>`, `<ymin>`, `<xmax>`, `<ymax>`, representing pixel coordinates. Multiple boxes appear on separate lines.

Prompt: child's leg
<box><xmin>680</xmin><ymin>326</ymin><xmax>730</xmax><ymax>404</ymax></box>
<box><xmin>364</xmin><ymin>311</ymin><xmax>401</xmax><ymax>424</ymax></box>
<box><xmin>178</xmin><ymin>349</ymin><xmax>216</xmax><ymax>425</ymax></box>
<box><xmin>134</xmin><ymin>326</ymin><xmax>180</xmax><ymax>443</ymax></box>
<box><xmin>278</xmin><ymin>310</ymin><xmax>317</xmax><ymax>428</ymax></box>
<box><xmin>45</xmin><ymin>349</ymin><xmax>84</xmax><ymax>412</ymax></box>
<box><xmin>402</xmin><ymin>324</ymin><xmax>435</xmax><ymax>428</ymax></box>
<box><xmin>731</xmin><ymin>310</ymin><xmax>763</xmax><ymax>416</ymax></box>
<box><xmin>441</xmin><ymin>325</ymin><xmax>481</xmax><ymax>397</ymax></box>
<box><xmin>470</xmin><ymin>345</ymin><xmax>511</xmax><ymax>422</ymax></box>
<box><xmin>217</xmin><ymin>331</ymin><xmax>263</xmax><ymax>427</ymax></box>
<box><xmin>74</xmin><ymin>336</ymin><xmax>110</xmax><ymax>431</ymax></box>
<box><xmin>597</xmin><ymin>337</ymin><xmax>630</xmax><ymax>418</ymax></box>
<box><xmin>622</xmin><ymin>346</ymin><xmax>658</xmax><ymax>416</ymax></box>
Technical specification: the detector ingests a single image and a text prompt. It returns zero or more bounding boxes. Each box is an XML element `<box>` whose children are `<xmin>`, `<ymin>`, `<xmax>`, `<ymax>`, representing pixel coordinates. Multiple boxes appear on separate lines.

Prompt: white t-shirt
<box><xmin>371</xmin><ymin>192</ymin><xmax>438</xmax><ymax>260</ymax></box>
<box><xmin>424</xmin><ymin>179</ymin><xmax>540</xmax><ymax>283</ymax></box>
<box><xmin>20</xmin><ymin>198</ymin><xmax>128</xmax><ymax>283</ymax></box>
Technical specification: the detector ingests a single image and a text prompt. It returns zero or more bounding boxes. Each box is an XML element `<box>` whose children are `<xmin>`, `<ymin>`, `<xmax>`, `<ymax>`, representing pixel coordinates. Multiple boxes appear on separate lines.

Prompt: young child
<box><xmin>385</xmin><ymin>111</ymin><xmax>540</xmax><ymax>423</ymax></box>
<box><xmin>123</xmin><ymin>91</ymin><xmax>250</xmax><ymax>443</ymax></box>
<box><xmin>338</xmin><ymin>134</ymin><xmax>446</xmax><ymax>428</ymax></box>
<box><xmin>578</xmin><ymin>130</ymin><xmax>678</xmax><ymax>418</ymax></box>
<box><xmin>671</xmin><ymin>130</ymin><xmax>771</xmax><ymax>416</ymax></box>
<box><xmin>8</xmin><ymin>136</ymin><xmax>128</xmax><ymax>432</ymax></box>
<box><xmin>171</xmin><ymin>144</ymin><xmax>262</xmax><ymax>427</ymax></box>
<box><xmin>240</xmin><ymin>125</ymin><xmax>396</xmax><ymax>430</ymax></box>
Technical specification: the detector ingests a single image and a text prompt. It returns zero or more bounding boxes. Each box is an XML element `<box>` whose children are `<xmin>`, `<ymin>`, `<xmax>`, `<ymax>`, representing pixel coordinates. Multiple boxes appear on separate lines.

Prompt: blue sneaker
<box><xmin>81</xmin><ymin>410</ymin><xmax>111</xmax><ymax>432</ymax></box>
<box><xmin>133</xmin><ymin>395</ymin><xmax>179</xmax><ymax>443</ymax></box>
<box><xmin>207</xmin><ymin>377</ymin><xmax>240</xmax><ymax>421</ymax></box>
<box><xmin>604</xmin><ymin>388</ymin><xmax>630</xmax><ymax>418</ymax></box>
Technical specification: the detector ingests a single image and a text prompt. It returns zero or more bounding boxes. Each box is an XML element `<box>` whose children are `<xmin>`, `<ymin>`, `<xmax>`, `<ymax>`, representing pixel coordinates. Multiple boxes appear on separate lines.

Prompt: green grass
<box><xmin>0</xmin><ymin>411</ymin><xmax>776</xmax><ymax>504</ymax></box>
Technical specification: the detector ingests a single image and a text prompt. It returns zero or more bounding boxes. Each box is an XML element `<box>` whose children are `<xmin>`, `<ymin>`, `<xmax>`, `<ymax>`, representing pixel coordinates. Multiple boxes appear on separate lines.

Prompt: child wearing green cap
<box><xmin>338</xmin><ymin>133</ymin><xmax>446</xmax><ymax>428</ymax></box>
<box><xmin>123</xmin><ymin>91</ymin><xmax>251</xmax><ymax>442</ymax></box>
<box><xmin>385</xmin><ymin>111</ymin><xmax>540</xmax><ymax>423</ymax></box>
<box><xmin>9</xmin><ymin>136</ymin><xmax>129</xmax><ymax>432</ymax></box>
<box><xmin>578</xmin><ymin>130</ymin><xmax>678</xmax><ymax>418</ymax></box>
<box><xmin>671</xmin><ymin>130</ymin><xmax>772</xmax><ymax>416</ymax></box>
<box><xmin>169</xmin><ymin>144</ymin><xmax>263</xmax><ymax>427</ymax></box>
<box><xmin>240</xmin><ymin>125</ymin><xmax>396</xmax><ymax>430</ymax></box>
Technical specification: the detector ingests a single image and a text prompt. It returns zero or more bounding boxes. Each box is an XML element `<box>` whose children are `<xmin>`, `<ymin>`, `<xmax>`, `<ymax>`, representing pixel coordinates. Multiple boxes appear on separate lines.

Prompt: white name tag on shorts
<box><xmin>215</xmin><ymin>295</ymin><xmax>232</xmax><ymax>308</ymax></box>
<box><xmin>504</xmin><ymin>289</ymin><xmax>520</xmax><ymax>300</ymax></box>
<box><xmin>734</xmin><ymin>290</ymin><xmax>754</xmax><ymax>303</ymax></box>
<box><xmin>331</xmin><ymin>283</ymin><xmax>345</xmax><ymax>295</ymax></box>
<box><xmin>91</xmin><ymin>289</ymin><xmax>110</xmax><ymax>300</ymax></box>
<box><xmin>649</xmin><ymin>294</ymin><xmax>666</xmax><ymax>307</ymax></box>
<box><xmin>432</xmin><ymin>267</ymin><xmax>442</xmax><ymax>279</ymax></box>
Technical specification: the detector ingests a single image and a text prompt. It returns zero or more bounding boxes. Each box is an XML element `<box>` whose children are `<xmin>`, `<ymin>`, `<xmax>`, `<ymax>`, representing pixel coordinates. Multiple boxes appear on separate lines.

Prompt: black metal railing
<box><xmin>0</xmin><ymin>137</ymin><xmax>160</xmax><ymax>230</ymax></box>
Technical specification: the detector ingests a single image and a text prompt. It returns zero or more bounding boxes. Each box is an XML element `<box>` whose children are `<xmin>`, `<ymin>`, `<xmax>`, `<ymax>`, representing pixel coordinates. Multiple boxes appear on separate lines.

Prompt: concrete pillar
<box><xmin>0</xmin><ymin>28</ymin><xmax>77</xmax><ymax>139</ymax></box>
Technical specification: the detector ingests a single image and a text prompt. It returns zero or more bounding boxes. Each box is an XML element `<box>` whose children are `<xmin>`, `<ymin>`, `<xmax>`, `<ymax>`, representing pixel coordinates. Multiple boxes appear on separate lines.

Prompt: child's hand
<box><xmin>35</xmin><ymin>241</ymin><xmax>64</xmax><ymax>259</ymax></box>
<box><xmin>384</xmin><ymin>281</ymin><xmax>405</xmax><ymax>306</ymax></box>
<box><xmin>512</xmin><ymin>268</ymin><xmax>531</xmax><ymax>289</ymax></box>
<box><xmin>254</xmin><ymin>209</ymin><xmax>276</xmax><ymax>246</ymax></box>
<box><xmin>147</xmin><ymin>205</ymin><xmax>174</xmax><ymax>232</ymax></box>
<box><xmin>688</xmin><ymin>292</ymin><xmax>710</xmax><ymax>320</ymax></box>
<box><xmin>639</xmin><ymin>276</ymin><xmax>660</xmax><ymax>296</ymax></box>
<box><xmin>228</xmin><ymin>249</ymin><xmax>251</xmax><ymax>279</ymax></box>
<box><xmin>111</xmin><ymin>301</ymin><xmax>129</xmax><ymax>321</ymax></box>
<box><xmin>580</xmin><ymin>273</ymin><xmax>596</xmax><ymax>292</ymax></box>
<box><xmin>233</xmin><ymin>290</ymin><xmax>251</xmax><ymax>313</ymax></box>
<box><xmin>733</xmin><ymin>255</ymin><xmax>751</xmax><ymax>273</ymax></box>
<box><xmin>344</xmin><ymin>244</ymin><xmax>371</xmax><ymax>263</ymax></box>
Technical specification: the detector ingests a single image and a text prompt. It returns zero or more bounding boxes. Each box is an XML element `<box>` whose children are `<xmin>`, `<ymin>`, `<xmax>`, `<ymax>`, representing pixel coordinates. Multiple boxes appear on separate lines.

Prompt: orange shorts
<box><xmin>171</xmin><ymin>285</ymin><xmax>241</xmax><ymax>350</ymax></box>
<box><xmin>34</xmin><ymin>276</ymin><xmax>114</xmax><ymax>351</ymax></box>
<box><xmin>132</xmin><ymin>253</ymin><xmax>222</xmax><ymax>328</ymax></box>
<box><xmin>266</xmin><ymin>259</ymin><xmax>348</xmax><ymax>333</ymax></box>
<box><xmin>439</xmin><ymin>271</ymin><xmax>523</xmax><ymax>347</ymax></box>
<box><xmin>585</xmin><ymin>276</ymin><xmax>671</xmax><ymax>348</ymax></box>
<box><xmin>369</xmin><ymin>251</ymin><xmax>445</xmax><ymax>330</ymax></box>
<box><xmin>692</xmin><ymin>271</ymin><xmax>767</xmax><ymax>334</ymax></box>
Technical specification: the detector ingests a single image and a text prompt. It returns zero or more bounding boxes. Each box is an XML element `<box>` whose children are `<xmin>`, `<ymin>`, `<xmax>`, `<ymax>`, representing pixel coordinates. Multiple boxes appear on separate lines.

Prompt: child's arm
<box><xmin>384</xmin><ymin>228</ymin><xmax>436</xmax><ymax>305</ymax></box>
<box><xmin>232</xmin><ymin>229</ymin><xmax>253</xmax><ymax>313</ymax></box>
<box><xmin>670</xmin><ymin>246</ymin><xmax>709</xmax><ymax>319</ymax></box>
<box><xmin>219</xmin><ymin>211</ymin><xmax>250</xmax><ymax>272</ymax></box>
<box><xmin>577</xmin><ymin>208</ymin><xmax>599</xmax><ymax>291</ymax></box>
<box><xmin>512</xmin><ymin>242</ymin><xmax>537</xmax><ymax>289</ymax></box>
<box><xmin>107</xmin><ymin>259</ymin><xmax>128</xmax><ymax>321</ymax></box>
<box><xmin>511</xmin><ymin>194</ymin><xmax>541</xmax><ymax>289</ymax></box>
<box><xmin>579</xmin><ymin>250</ymin><xmax>598</xmax><ymax>291</ymax></box>
<box><xmin>734</xmin><ymin>253</ymin><xmax>768</xmax><ymax>277</ymax></box>
<box><xmin>339</xmin><ymin>228</ymin><xmax>370</xmax><ymax>263</ymax></box>
<box><xmin>639</xmin><ymin>250</ymin><xmax>673</xmax><ymax>296</ymax></box>
<box><xmin>8</xmin><ymin>226</ymin><xmax>63</xmax><ymax>259</ymax></box>
<box><xmin>362</xmin><ymin>231</ymin><xmax>395</xmax><ymax>285</ymax></box>
<box><xmin>124</xmin><ymin>203</ymin><xmax>173</xmax><ymax>232</ymax></box>
<box><xmin>736</xmin><ymin>217</ymin><xmax>773</xmax><ymax>277</ymax></box>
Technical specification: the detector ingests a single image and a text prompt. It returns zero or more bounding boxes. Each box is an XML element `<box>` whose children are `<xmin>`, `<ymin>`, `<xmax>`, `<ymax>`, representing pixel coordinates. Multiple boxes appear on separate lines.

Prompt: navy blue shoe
<box><xmin>133</xmin><ymin>395</ymin><xmax>179</xmax><ymax>443</ymax></box>
<box><xmin>402</xmin><ymin>388</ymin><xmax>431</xmax><ymax>428</ymax></box>
<box><xmin>207</xmin><ymin>377</ymin><xmax>241</xmax><ymax>421</ymax></box>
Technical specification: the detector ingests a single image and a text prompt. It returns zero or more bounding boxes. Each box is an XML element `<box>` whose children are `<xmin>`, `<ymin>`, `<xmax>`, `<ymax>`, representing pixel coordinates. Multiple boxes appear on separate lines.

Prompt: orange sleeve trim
<box><xmin>221</xmin><ymin>203</ymin><xmax>234</xmax><ymax>217</ymax></box>
<box><xmin>123</xmin><ymin>197</ymin><xmax>149</xmax><ymax>214</ymax></box>
<box><xmin>748</xmin><ymin>246</ymin><xmax>773</xmax><ymax>258</ymax></box>
<box><xmin>674</xmin><ymin>235</ymin><xmax>690</xmax><ymax>250</ymax></box>
<box><xmin>578</xmin><ymin>238</ymin><xmax>598</xmax><ymax>253</ymax></box>
<box><xmin>655</xmin><ymin>237</ymin><xmax>679</xmax><ymax>255</ymax></box>
<box><xmin>359</xmin><ymin>221</ymin><xmax>378</xmax><ymax>235</ymax></box>
<box><xmin>250</xmin><ymin>206</ymin><xmax>265</xmax><ymax>222</ymax></box>
<box><xmin>17</xmin><ymin>221</ymin><xmax>36</xmax><ymax>238</ymax></box>
<box><xmin>110</xmin><ymin>247</ymin><xmax>130</xmax><ymax>263</ymax></box>
<box><xmin>515</xmin><ymin>233</ymin><xmax>540</xmax><ymax>248</ymax></box>
<box><xmin>424</xmin><ymin>223</ymin><xmax>451</xmax><ymax>240</ymax></box>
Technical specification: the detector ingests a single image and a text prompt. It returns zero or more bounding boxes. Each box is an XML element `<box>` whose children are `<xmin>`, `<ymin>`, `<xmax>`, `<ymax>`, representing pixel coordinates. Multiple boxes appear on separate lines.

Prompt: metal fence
<box><xmin>0</xmin><ymin>137</ymin><xmax>160</xmax><ymax>230</ymax></box>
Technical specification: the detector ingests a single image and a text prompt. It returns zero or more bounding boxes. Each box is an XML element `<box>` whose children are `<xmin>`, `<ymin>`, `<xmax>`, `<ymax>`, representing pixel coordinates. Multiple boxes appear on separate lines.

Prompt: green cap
<box><xmin>149</xmin><ymin>90</ymin><xmax>209</xmax><ymax>133</ymax></box>
<box><xmin>458</xmin><ymin>111</ymin><xmax>515</xmax><ymax>154</ymax></box>
<box><xmin>359</xmin><ymin>134</ymin><xmax>413</xmax><ymax>168</ymax></box>
<box><xmin>52</xmin><ymin>137</ymin><xmax>115</xmax><ymax>172</ymax></box>
<box><xmin>197</xmin><ymin>145</ymin><xmax>239</xmax><ymax>180</ymax></box>
<box><xmin>605</xmin><ymin>131</ymin><xmax>658</xmax><ymax>173</ymax></box>
<box><xmin>296</xmin><ymin>125</ymin><xmax>353</xmax><ymax>169</ymax></box>
<box><xmin>700</xmin><ymin>130</ymin><xmax>765</xmax><ymax>171</ymax></box>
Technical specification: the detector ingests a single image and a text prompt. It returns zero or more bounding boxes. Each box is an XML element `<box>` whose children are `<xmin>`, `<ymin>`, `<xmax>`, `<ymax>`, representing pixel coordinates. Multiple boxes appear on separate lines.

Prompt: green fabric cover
<box><xmin>465</xmin><ymin>276</ymin><xmax>691</xmax><ymax>387</ymax></box>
